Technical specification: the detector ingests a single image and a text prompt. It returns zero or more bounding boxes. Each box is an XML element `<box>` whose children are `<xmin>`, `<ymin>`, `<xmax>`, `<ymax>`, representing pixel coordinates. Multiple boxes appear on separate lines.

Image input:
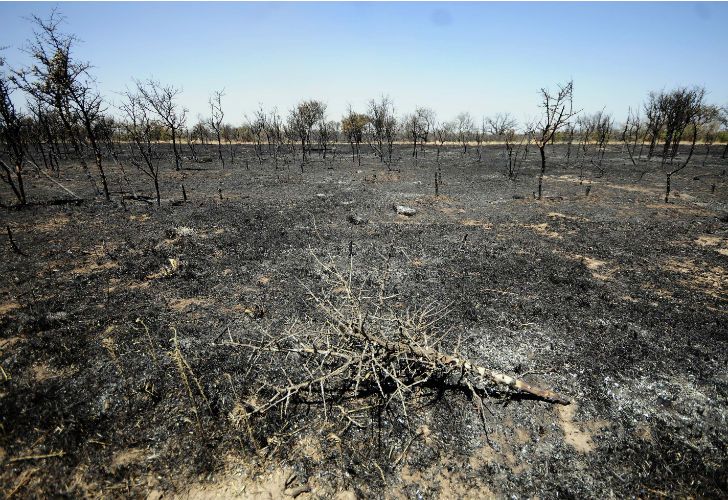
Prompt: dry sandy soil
<box><xmin>1</xmin><ymin>143</ymin><xmax>727</xmax><ymax>498</ymax></box>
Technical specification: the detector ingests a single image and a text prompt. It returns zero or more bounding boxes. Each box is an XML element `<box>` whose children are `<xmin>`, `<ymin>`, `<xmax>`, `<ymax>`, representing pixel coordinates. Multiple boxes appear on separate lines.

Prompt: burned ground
<box><xmin>1</xmin><ymin>144</ymin><xmax>727</xmax><ymax>498</ymax></box>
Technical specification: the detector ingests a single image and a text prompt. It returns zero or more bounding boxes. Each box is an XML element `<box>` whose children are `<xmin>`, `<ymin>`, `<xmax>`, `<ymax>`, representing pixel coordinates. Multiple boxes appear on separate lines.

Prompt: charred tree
<box><xmin>455</xmin><ymin>112</ymin><xmax>473</xmax><ymax>156</ymax></box>
<box><xmin>530</xmin><ymin>80</ymin><xmax>578</xmax><ymax>200</ymax></box>
<box><xmin>342</xmin><ymin>107</ymin><xmax>368</xmax><ymax>167</ymax></box>
<box><xmin>0</xmin><ymin>55</ymin><xmax>27</xmax><ymax>205</ymax></box>
<box><xmin>208</xmin><ymin>89</ymin><xmax>225</xmax><ymax>168</ymax></box>
<box><xmin>287</xmin><ymin>100</ymin><xmax>326</xmax><ymax>166</ymax></box>
<box><xmin>136</xmin><ymin>79</ymin><xmax>187</xmax><ymax>171</ymax></box>
<box><xmin>14</xmin><ymin>11</ymin><xmax>103</xmax><ymax>197</ymax></box>
<box><xmin>367</xmin><ymin>96</ymin><xmax>395</xmax><ymax>163</ymax></box>
<box><xmin>120</xmin><ymin>90</ymin><xmax>163</xmax><ymax>205</ymax></box>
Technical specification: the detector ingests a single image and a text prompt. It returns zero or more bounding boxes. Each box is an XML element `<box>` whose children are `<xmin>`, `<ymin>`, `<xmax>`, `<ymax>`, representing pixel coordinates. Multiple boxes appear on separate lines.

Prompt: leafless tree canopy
<box><xmin>529</xmin><ymin>80</ymin><xmax>579</xmax><ymax>199</ymax></box>
<box><xmin>0</xmin><ymin>54</ymin><xmax>27</xmax><ymax>204</ymax></box>
<box><xmin>455</xmin><ymin>112</ymin><xmax>474</xmax><ymax>154</ymax></box>
<box><xmin>208</xmin><ymin>89</ymin><xmax>225</xmax><ymax>168</ymax></box>
<box><xmin>486</xmin><ymin>112</ymin><xmax>517</xmax><ymax>139</ymax></box>
<box><xmin>367</xmin><ymin>96</ymin><xmax>397</xmax><ymax>165</ymax></box>
<box><xmin>119</xmin><ymin>89</ymin><xmax>163</xmax><ymax>205</ymax></box>
<box><xmin>12</xmin><ymin>11</ymin><xmax>111</xmax><ymax>199</ymax></box>
<box><xmin>135</xmin><ymin>78</ymin><xmax>187</xmax><ymax>171</ymax></box>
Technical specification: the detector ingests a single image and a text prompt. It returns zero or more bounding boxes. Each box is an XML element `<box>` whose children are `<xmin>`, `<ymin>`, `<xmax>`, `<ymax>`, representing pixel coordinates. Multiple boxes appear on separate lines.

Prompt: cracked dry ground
<box><xmin>1</xmin><ymin>144</ymin><xmax>727</xmax><ymax>498</ymax></box>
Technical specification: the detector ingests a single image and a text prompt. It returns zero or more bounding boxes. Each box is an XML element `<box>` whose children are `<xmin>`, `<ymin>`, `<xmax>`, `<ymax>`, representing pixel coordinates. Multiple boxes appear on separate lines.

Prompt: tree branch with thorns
<box><xmin>226</xmin><ymin>250</ymin><xmax>570</xmax><ymax>435</ymax></box>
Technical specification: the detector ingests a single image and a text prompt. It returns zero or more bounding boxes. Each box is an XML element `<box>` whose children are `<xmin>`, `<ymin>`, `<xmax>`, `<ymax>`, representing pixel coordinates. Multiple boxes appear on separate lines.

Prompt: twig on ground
<box><xmin>7</xmin><ymin>450</ymin><xmax>65</xmax><ymax>463</ymax></box>
<box><xmin>4</xmin><ymin>467</ymin><xmax>37</xmax><ymax>499</ymax></box>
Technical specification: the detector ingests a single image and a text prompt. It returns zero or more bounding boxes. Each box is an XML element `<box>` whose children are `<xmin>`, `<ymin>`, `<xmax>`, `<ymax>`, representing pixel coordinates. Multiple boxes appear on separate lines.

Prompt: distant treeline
<box><xmin>1</xmin><ymin>11</ymin><xmax>727</xmax><ymax>206</ymax></box>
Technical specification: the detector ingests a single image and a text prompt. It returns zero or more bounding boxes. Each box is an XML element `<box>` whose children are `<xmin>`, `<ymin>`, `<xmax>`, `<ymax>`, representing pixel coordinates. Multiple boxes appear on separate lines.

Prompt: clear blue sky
<box><xmin>1</xmin><ymin>2</ymin><xmax>727</xmax><ymax>127</ymax></box>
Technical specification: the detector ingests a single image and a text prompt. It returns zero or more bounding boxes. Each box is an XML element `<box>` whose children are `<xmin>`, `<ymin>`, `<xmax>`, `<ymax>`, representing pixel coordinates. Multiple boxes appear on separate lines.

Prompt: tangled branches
<box><xmin>230</xmin><ymin>251</ymin><xmax>570</xmax><ymax>435</ymax></box>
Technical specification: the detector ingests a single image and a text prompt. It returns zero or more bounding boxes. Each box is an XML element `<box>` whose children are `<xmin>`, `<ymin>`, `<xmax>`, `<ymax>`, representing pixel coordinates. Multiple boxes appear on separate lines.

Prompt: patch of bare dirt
<box><xmin>146</xmin><ymin>257</ymin><xmax>181</xmax><ymax>280</ymax></box>
<box><xmin>398</xmin><ymin>455</ymin><xmax>496</xmax><ymax>499</ymax></box>
<box><xmin>0</xmin><ymin>302</ymin><xmax>20</xmax><ymax>316</ymax></box>
<box><xmin>552</xmin><ymin>174</ymin><xmax>662</xmax><ymax>196</ymax></box>
<box><xmin>554</xmin><ymin>251</ymin><xmax>616</xmax><ymax>280</ymax></box>
<box><xmin>32</xmin><ymin>216</ymin><xmax>70</xmax><ymax>232</ymax></box>
<box><xmin>556</xmin><ymin>404</ymin><xmax>609</xmax><ymax>453</ymax></box>
<box><xmin>168</xmin><ymin>297</ymin><xmax>213</xmax><ymax>313</ymax></box>
<box><xmin>694</xmin><ymin>235</ymin><xmax>728</xmax><ymax>256</ymax></box>
<box><xmin>0</xmin><ymin>336</ymin><xmax>24</xmax><ymax>350</ymax></box>
<box><xmin>645</xmin><ymin>203</ymin><xmax>715</xmax><ymax>216</ymax></box>
<box><xmin>634</xmin><ymin>423</ymin><xmax>654</xmax><ymax>443</ymax></box>
<box><xmin>70</xmin><ymin>260</ymin><xmax>118</xmax><ymax>275</ymax></box>
<box><xmin>459</xmin><ymin>218</ymin><xmax>493</xmax><ymax>229</ymax></box>
<box><xmin>469</xmin><ymin>431</ymin><xmax>530</xmax><ymax>475</ymax></box>
<box><xmin>663</xmin><ymin>257</ymin><xmax>727</xmax><ymax>301</ymax></box>
<box><xmin>524</xmin><ymin>222</ymin><xmax>562</xmax><ymax>239</ymax></box>
<box><xmin>30</xmin><ymin>362</ymin><xmax>77</xmax><ymax>383</ymax></box>
<box><xmin>176</xmin><ymin>456</ymin><xmax>317</xmax><ymax>500</ymax></box>
<box><xmin>547</xmin><ymin>211</ymin><xmax>590</xmax><ymax>222</ymax></box>
<box><xmin>70</xmin><ymin>244</ymin><xmax>120</xmax><ymax>275</ymax></box>
<box><xmin>601</xmin><ymin>181</ymin><xmax>661</xmax><ymax>195</ymax></box>
<box><xmin>111</xmin><ymin>448</ymin><xmax>147</xmax><ymax>469</ymax></box>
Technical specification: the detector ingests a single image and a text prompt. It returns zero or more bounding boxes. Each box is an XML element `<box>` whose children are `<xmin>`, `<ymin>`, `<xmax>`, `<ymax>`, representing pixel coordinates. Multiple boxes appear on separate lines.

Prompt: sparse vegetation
<box><xmin>1</xmin><ymin>8</ymin><xmax>727</xmax><ymax>500</ymax></box>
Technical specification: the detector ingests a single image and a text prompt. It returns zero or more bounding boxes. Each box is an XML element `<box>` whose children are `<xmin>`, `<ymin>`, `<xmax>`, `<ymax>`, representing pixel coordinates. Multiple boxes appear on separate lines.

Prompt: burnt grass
<box><xmin>1</xmin><ymin>143</ymin><xmax>727</xmax><ymax>498</ymax></box>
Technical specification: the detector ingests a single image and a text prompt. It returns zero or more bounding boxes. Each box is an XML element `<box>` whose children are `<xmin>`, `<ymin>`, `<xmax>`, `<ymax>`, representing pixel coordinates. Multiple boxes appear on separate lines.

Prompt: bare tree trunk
<box><xmin>6</xmin><ymin>226</ymin><xmax>25</xmax><ymax>256</ymax></box>
<box><xmin>171</xmin><ymin>129</ymin><xmax>181</xmax><ymax>171</ymax></box>
<box><xmin>665</xmin><ymin>126</ymin><xmax>698</xmax><ymax>203</ymax></box>
<box><xmin>647</xmin><ymin>134</ymin><xmax>658</xmax><ymax>159</ymax></box>
<box><xmin>36</xmin><ymin>141</ymin><xmax>49</xmax><ymax>171</ymax></box>
<box><xmin>154</xmin><ymin>176</ymin><xmax>161</xmax><ymax>206</ymax></box>
<box><xmin>83</xmin><ymin>123</ymin><xmax>110</xmax><ymax>201</ymax></box>
<box><xmin>187</xmin><ymin>137</ymin><xmax>198</xmax><ymax>161</ymax></box>
<box><xmin>537</xmin><ymin>146</ymin><xmax>546</xmax><ymax>200</ymax></box>
<box><xmin>40</xmin><ymin>115</ymin><xmax>60</xmax><ymax>172</ymax></box>
<box><xmin>77</xmin><ymin>108</ymin><xmax>110</xmax><ymax>201</ymax></box>
<box><xmin>664</xmin><ymin>173</ymin><xmax>672</xmax><ymax>203</ymax></box>
<box><xmin>15</xmin><ymin>161</ymin><xmax>26</xmax><ymax>204</ymax></box>
<box><xmin>703</xmin><ymin>144</ymin><xmax>711</xmax><ymax>166</ymax></box>
<box><xmin>216</xmin><ymin>133</ymin><xmax>224</xmax><ymax>168</ymax></box>
<box><xmin>0</xmin><ymin>159</ymin><xmax>26</xmax><ymax>205</ymax></box>
<box><xmin>93</xmin><ymin>147</ymin><xmax>110</xmax><ymax>201</ymax></box>
<box><xmin>566</xmin><ymin>139</ymin><xmax>573</xmax><ymax>166</ymax></box>
<box><xmin>58</xmin><ymin>110</ymin><xmax>98</xmax><ymax>195</ymax></box>
<box><xmin>624</xmin><ymin>139</ymin><xmax>637</xmax><ymax>167</ymax></box>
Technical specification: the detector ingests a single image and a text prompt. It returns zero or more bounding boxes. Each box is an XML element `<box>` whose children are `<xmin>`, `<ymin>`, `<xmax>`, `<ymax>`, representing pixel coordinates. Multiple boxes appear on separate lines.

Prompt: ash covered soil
<box><xmin>1</xmin><ymin>144</ymin><xmax>727</xmax><ymax>498</ymax></box>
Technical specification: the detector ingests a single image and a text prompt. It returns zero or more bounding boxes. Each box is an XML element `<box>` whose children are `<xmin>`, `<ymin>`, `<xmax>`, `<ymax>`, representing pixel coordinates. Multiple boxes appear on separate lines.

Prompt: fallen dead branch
<box><xmin>28</xmin><ymin>161</ymin><xmax>81</xmax><ymax>201</ymax></box>
<box><xmin>7</xmin><ymin>450</ymin><xmax>65</xmax><ymax>463</ymax></box>
<box><xmin>4</xmin><ymin>467</ymin><xmax>37</xmax><ymax>499</ymax></box>
<box><xmin>169</xmin><ymin>326</ymin><xmax>210</xmax><ymax>433</ymax></box>
<box><xmin>230</xmin><ymin>249</ymin><xmax>570</xmax><ymax>435</ymax></box>
<box><xmin>3</xmin><ymin>198</ymin><xmax>85</xmax><ymax>210</ymax></box>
